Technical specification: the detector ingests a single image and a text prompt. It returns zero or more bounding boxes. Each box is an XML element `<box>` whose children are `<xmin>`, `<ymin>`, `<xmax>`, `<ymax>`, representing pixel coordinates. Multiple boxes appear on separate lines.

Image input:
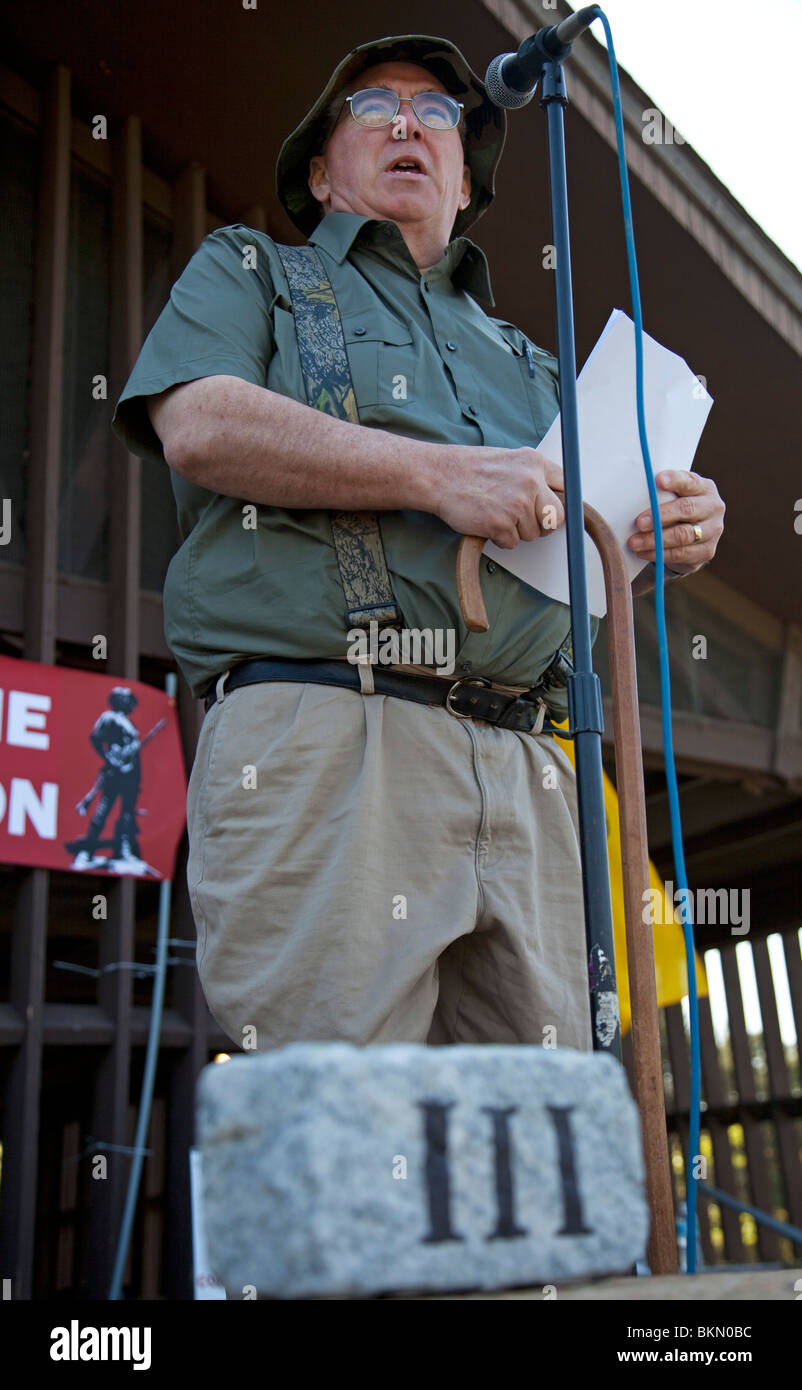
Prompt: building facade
<box><xmin>1</xmin><ymin>0</ymin><xmax>801</xmax><ymax>1296</ymax></box>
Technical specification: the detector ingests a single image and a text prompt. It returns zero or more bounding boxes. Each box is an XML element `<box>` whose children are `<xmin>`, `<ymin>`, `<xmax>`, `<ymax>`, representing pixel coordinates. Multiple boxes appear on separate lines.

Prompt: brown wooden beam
<box><xmin>655</xmin><ymin>1095</ymin><xmax>802</xmax><ymax>1125</ymax></box>
<box><xmin>773</xmin><ymin>625</ymin><xmax>802</xmax><ymax>780</ymax></box>
<box><xmin>85</xmin><ymin>112</ymin><xmax>147</xmax><ymax>1296</ymax></box>
<box><xmin>171</xmin><ymin>161</ymin><xmax>206</xmax><ymax>280</ymax></box>
<box><xmin>242</xmin><ymin>203</ymin><xmax>266</xmax><ymax>232</ymax></box>
<box><xmin>24</xmin><ymin>64</ymin><xmax>70</xmax><ymax>662</ymax></box>
<box><xmin>1</xmin><ymin>872</ymin><xmax>50</xmax><ymax>1296</ymax></box>
<box><xmin>603</xmin><ymin>697</ymin><xmax>802</xmax><ymax>785</ymax></box>
<box><xmin>0</xmin><ymin>1003</ymin><xmax>225</xmax><ymax>1049</ymax></box>
<box><xmin>108</xmin><ymin>114</ymin><xmax>143</xmax><ymax>677</ymax></box>
<box><xmin>169</xmin><ymin>163</ymin><xmax>208</xmax><ymax>763</ymax></box>
<box><xmin>86</xmin><ymin>876</ymin><xmax>136</xmax><ymax>1298</ymax></box>
<box><xmin>0</xmin><ymin>563</ymin><xmax>172</xmax><ymax>658</ymax></box>
<box><xmin>645</xmin><ymin>781</ymin><xmax>793</xmax><ymax>853</ymax></box>
<box><xmin>679</xmin><ymin>818</ymin><xmax>802</xmax><ymax>887</ymax></box>
<box><xmin>164</xmin><ymin>842</ymin><xmax>212</xmax><ymax>1298</ymax></box>
<box><xmin>159</xmin><ymin>163</ymin><xmax>213</xmax><ymax>1297</ymax></box>
<box><xmin>0</xmin><ymin>63</ymin><xmax>72</xmax><ymax>1302</ymax></box>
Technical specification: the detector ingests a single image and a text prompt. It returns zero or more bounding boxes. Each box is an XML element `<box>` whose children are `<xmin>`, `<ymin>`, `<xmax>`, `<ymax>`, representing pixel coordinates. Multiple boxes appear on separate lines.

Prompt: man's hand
<box><xmin>627</xmin><ymin>470</ymin><xmax>725</xmax><ymax>574</ymax></box>
<box><xmin>435</xmin><ymin>445</ymin><xmax>566</xmax><ymax>549</ymax></box>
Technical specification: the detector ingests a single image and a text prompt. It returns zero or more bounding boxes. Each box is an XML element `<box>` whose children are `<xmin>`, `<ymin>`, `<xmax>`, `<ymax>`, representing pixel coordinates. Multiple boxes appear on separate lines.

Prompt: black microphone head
<box><xmin>484</xmin><ymin>53</ymin><xmax>538</xmax><ymax>109</ymax></box>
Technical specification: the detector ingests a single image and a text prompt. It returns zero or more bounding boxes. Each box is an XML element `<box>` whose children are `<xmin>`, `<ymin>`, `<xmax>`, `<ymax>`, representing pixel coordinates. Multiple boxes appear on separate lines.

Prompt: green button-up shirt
<box><xmin>113</xmin><ymin>211</ymin><xmax>594</xmax><ymax>702</ymax></box>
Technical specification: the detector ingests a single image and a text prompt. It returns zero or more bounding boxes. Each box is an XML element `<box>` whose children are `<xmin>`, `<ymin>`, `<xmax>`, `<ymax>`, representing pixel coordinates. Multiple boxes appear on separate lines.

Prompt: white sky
<box><xmin>591</xmin><ymin>4</ymin><xmax>800</xmax><ymax>1060</ymax></box>
<box><xmin>592</xmin><ymin>0</ymin><xmax>802</xmax><ymax>270</ymax></box>
<box><xmin>693</xmin><ymin>935</ymin><xmax>800</xmax><ymax>1052</ymax></box>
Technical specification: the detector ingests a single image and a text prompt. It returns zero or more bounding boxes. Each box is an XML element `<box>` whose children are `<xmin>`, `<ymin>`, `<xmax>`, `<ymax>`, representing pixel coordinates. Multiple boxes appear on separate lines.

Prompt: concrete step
<box><xmin>197</xmin><ymin>1041</ymin><xmax>649</xmax><ymax>1299</ymax></box>
<box><xmin>390</xmin><ymin>1267</ymin><xmax>802</xmax><ymax>1299</ymax></box>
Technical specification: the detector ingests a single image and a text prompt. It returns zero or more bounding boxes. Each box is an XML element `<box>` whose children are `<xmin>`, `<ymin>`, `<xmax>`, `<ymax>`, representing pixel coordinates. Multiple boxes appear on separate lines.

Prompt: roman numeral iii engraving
<box><xmin>481</xmin><ymin>1106</ymin><xmax>529</xmax><ymax>1240</ymax></box>
<box><xmin>546</xmin><ymin>1105</ymin><xmax>594</xmax><ymax>1236</ymax></box>
<box><xmin>419</xmin><ymin>1100</ymin><xmax>465</xmax><ymax>1244</ymax></box>
<box><xmin>418</xmin><ymin>1099</ymin><xmax>594</xmax><ymax>1243</ymax></box>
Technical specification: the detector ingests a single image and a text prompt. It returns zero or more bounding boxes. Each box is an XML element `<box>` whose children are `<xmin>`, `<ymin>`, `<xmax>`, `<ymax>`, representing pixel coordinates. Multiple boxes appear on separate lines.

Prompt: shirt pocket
<box><xmin>341</xmin><ymin>309</ymin><xmax>416</xmax><ymax>410</ymax></box>
<box><xmin>269</xmin><ymin>303</ymin><xmax>307</xmax><ymax>401</ymax></box>
<box><xmin>493</xmin><ymin>322</ymin><xmax>560</xmax><ymax>446</ymax></box>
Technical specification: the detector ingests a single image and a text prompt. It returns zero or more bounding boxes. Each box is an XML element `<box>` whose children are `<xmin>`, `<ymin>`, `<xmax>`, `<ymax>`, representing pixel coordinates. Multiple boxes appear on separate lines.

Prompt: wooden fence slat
<box><xmin>781</xmin><ymin>927</ymin><xmax>802</xmax><ymax>1060</ymax></box>
<box><xmin>751</xmin><ymin>937</ymin><xmax>802</xmax><ymax>1235</ymax></box>
<box><xmin>665</xmin><ymin>1003</ymin><xmax>691</xmax><ymax>1108</ymax></box>
<box><xmin>663</xmin><ymin>1003</ymin><xmax>715</xmax><ymax>1263</ymax></box>
<box><xmin>698</xmin><ymin>993</ymin><xmax>745</xmax><ymax>1261</ymax></box>
<box><xmin>720</xmin><ymin>945</ymin><xmax>781</xmax><ymax>1260</ymax></box>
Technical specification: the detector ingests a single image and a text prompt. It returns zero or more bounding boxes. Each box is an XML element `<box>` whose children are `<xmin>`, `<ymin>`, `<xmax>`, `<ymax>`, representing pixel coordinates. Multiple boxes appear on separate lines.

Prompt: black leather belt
<box><xmin>202</xmin><ymin>657</ymin><xmax>559</xmax><ymax>735</ymax></box>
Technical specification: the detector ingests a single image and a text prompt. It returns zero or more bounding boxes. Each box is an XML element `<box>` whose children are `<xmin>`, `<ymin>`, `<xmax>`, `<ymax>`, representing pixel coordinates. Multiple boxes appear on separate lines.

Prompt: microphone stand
<box><xmin>540</xmin><ymin>57</ymin><xmax>621</xmax><ymax>1059</ymax></box>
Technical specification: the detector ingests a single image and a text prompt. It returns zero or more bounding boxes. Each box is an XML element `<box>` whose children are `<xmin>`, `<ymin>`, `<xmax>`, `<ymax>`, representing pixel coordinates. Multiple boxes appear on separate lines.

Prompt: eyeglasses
<box><xmin>343</xmin><ymin>88</ymin><xmax>464</xmax><ymax>131</ymax></box>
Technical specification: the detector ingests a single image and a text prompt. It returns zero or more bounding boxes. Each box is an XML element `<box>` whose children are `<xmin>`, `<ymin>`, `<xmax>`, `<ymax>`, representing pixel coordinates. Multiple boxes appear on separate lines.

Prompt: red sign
<box><xmin>0</xmin><ymin>656</ymin><xmax>187</xmax><ymax>879</ymax></box>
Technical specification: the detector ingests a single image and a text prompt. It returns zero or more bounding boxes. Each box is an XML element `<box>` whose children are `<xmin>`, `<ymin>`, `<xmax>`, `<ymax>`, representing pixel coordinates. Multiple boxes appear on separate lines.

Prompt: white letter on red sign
<box><xmin>6</xmin><ymin>691</ymin><xmax>52</xmax><ymax>750</ymax></box>
<box><xmin>7</xmin><ymin>779</ymin><xmax>59</xmax><ymax>838</ymax></box>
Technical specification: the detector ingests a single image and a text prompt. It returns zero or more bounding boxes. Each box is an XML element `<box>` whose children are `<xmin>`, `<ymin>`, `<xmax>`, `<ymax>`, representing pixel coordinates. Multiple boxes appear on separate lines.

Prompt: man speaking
<box><xmin>112</xmin><ymin>35</ymin><xmax>724</xmax><ymax>1052</ymax></box>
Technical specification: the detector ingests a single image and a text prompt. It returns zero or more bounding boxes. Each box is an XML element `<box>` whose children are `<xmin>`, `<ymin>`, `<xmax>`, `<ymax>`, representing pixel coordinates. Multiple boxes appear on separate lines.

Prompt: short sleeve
<box><xmin>112</xmin><ymin>224</ymin><xmax>278</xmax><ymax>463</ymax></box>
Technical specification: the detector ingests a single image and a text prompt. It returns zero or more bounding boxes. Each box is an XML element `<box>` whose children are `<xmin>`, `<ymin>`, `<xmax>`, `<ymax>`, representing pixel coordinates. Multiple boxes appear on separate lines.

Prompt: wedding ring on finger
<box><xmin>692</xmin><ymin>524</ymin><xmax>703</xmax><ymax>543</ymax></box>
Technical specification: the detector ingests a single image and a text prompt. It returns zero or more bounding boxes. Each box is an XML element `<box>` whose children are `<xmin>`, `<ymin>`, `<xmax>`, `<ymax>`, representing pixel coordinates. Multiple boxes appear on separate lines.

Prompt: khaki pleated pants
<box><xmin>186</xmin><ymin>680</ymin><xmax>593</xmax><ymax>1054</ymax></box>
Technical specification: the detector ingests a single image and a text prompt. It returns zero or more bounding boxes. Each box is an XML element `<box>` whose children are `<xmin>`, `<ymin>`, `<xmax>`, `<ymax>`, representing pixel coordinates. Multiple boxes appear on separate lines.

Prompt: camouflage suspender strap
<box><xmin>275</xmin><ymin>243</ymin><xmax>405</xmax><ymax>631</ymax></box>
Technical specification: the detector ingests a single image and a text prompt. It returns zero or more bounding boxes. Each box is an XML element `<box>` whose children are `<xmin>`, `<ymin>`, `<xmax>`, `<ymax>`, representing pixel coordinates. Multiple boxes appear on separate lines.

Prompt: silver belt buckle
<box><xmin>447</xmin><ymin>677</ymin><xmax>549</xmax><ymax>735</ymax></box>
<box><xmin>445</xmin><ymin>676</ymin><xmax>492</xmax><ymax>719</ymax></box>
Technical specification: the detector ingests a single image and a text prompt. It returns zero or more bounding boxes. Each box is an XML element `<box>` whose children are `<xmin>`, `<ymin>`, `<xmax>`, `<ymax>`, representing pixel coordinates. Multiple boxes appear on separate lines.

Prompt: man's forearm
<box><xmin>148</xmin><ymin>374</ymin><xmax>442</xmax><ymax>513</ymax></box>
<box><xmin>148</xmin><ymin>374</ymin><xmax>577</xmax><ymax>549</ymax></box>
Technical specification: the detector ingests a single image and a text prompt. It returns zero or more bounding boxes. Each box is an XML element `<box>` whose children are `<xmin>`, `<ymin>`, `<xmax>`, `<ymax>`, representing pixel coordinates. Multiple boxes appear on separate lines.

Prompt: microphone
<box><xmin>485</xmin><ymin>5</ymin><xmax>600</xmax><ymax>108</ymax></box>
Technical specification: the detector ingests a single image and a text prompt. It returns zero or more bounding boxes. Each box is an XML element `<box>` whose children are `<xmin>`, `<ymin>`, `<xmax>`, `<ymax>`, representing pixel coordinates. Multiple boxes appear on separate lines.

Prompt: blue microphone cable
<box><xmin>589</xmin><ymin>7</ymin><xmax>703</xmax><ymax>1273</ymax></box>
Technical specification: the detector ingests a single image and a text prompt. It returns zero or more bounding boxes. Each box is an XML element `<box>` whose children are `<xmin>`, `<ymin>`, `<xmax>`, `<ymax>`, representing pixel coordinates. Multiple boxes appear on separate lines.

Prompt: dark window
<box><xmin>0</xmin><ymin>110</ymin><xmax>40</xmax><ymax>567</ymax></box>
<box><xmin>59</xmin><ymin>160</ymin><xmax>112</xmax><ymax>581</ymax></box>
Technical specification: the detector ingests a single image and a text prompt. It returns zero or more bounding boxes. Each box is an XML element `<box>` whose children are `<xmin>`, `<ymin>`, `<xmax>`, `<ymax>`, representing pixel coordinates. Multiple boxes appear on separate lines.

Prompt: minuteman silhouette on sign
<box><xmin>66</xmin><ymin>686</ymin><xmax>165</xmax><ymax>876</ymax></box>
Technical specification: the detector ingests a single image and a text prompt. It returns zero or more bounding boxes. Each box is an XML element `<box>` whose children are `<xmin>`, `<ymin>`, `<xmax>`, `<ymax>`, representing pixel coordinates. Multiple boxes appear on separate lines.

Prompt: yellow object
<box><xmin>554</xmin><ymin>719</ymin><xmax>708</xmax><ymax>1033</ymax></box>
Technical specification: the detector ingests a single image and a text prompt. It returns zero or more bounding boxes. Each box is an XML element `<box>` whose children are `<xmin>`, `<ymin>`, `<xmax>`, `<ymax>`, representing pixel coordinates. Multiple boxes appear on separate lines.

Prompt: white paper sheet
<box><xmin>483</xmin><ymin>309</ymin><xmax>714</xmax><ymax>616</ymax></box>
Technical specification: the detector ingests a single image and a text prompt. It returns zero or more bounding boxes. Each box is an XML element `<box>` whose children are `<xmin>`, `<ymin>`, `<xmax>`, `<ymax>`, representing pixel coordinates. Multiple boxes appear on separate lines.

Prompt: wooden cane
<box><xmin>456</xmin><ymin>535</ymin><xmax>491</xmax><ymax>633</ymax></box>
<box><xmin>456</xmin><ymin>516</ymin><xmax>678</xmax><ymax>1276</ymax></box>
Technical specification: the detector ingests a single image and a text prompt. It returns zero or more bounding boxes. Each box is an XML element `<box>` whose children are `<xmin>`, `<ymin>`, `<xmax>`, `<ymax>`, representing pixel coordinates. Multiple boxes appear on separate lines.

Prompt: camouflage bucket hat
<box><xmin>276</xmin><ymin>34</ymin><xmax>507</xmax><ymax>241</ymax></box>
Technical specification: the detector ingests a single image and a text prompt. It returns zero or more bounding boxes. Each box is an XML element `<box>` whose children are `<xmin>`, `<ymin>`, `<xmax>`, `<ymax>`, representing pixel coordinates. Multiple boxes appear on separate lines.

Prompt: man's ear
<box><xmin>459</xmin><ymin>164</ymin><xmax>472</xmax><ymax>210</ymax></box>
<box><xmin>308</xmin><ymin>154</ymin><xmax>330</xmax><ymax>207</ymax></box>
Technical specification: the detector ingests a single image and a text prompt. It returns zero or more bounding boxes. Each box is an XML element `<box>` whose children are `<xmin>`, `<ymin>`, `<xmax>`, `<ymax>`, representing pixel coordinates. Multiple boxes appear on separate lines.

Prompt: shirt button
<box><xmin>353</xmin><ymin>327</ymin><xmax>366</xmax><ymax>336</ymax></box>
<box><xmin>446</xmin><ymin>340</ymin><xmax>457</xmax><ymax>351</ymax></box>
<box><xmin>423</xmin><ymin>282</ymin><xmax>431</xmax><ymax>292</ymax></box>
<box><xmin>467</xmin><ymin>403</ymin><xmax>478</xmax><ymax>415</ymax></box>
<box><xmin>486</xmin><ymin>560</ymin><xmax>497</xmax><ymax>574</ymax></box>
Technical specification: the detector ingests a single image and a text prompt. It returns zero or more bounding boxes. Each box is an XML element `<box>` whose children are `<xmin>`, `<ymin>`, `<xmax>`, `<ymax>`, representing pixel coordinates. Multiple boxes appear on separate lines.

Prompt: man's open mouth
<box><xmin>386</xmin><ymin>158</ymin><xmax>426</xmax><ymax>175</ymax></box>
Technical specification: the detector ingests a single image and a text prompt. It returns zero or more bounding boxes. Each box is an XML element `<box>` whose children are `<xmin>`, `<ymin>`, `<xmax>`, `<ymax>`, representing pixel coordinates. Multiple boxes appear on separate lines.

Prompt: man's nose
<box><xmin>388</xmin><ymin>99</ymin><xmax>428</xmax><ymax>144</ymax></box>
<box><xmin>402</xmin><ymin>100</ymin><xmax>427</xmax><ymax>138</ymax></box>
<box><xmin>390</xmin><ymin>117</ymin><xmax>424</xmax><ymax>143</ymax></box>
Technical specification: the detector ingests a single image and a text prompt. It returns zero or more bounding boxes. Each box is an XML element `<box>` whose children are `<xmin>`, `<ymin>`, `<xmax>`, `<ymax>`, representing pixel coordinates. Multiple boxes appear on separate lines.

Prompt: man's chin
<box><xmin>369</xmin><ymin>187</ymin><xmax>442</xmax><ymax>224</ymax></box>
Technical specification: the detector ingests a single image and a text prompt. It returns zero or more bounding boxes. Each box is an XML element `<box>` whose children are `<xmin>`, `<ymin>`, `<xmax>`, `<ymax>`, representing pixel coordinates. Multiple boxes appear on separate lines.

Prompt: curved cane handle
<box><xmin>456</xmin><ymin>535</ymin><xmax>489</xmax><ymax>633</ymax></box>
